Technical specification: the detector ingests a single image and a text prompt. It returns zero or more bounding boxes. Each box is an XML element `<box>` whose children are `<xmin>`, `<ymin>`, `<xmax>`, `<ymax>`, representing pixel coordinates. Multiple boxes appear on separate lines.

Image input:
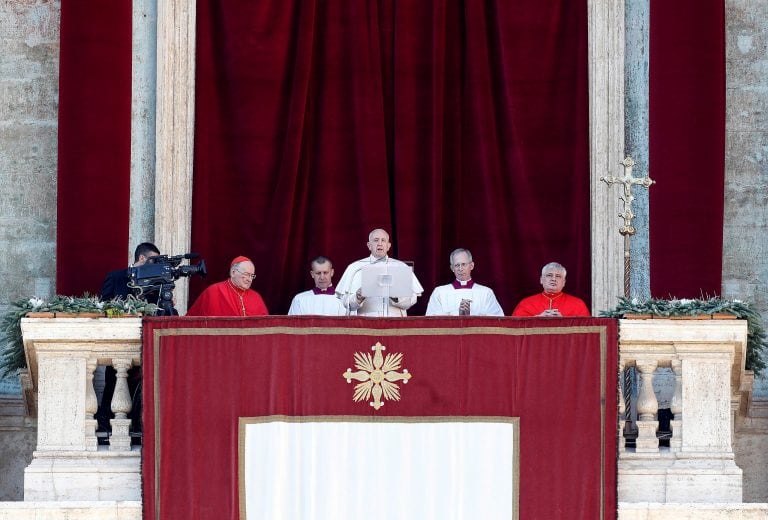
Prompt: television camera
<box><xmin>128</xmin><ymin>253</ymin><xmax>207</xmax><ymax>315</ymax></box>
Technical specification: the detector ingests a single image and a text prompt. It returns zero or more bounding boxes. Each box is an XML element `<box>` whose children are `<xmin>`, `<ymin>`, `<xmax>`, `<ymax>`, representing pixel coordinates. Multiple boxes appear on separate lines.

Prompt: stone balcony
<box><xmin>0</xmin><ymin>317</ymin><xmax>767</xmax><ymax>519</ymax></box>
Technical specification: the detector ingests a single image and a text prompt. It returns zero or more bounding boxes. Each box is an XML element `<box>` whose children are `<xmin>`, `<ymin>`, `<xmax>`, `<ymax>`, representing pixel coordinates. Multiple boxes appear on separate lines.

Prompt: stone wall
<box><xmin>0</xmin><ymin>396</ymin><xmax>35</xmax><ymax>501</ymax></box>
<box><xmin>724</xmin><ymin>3</ymin><xmax>768</xmax><ymax>501</ymax></box>
<box><xmin>735</xmin><ymin>419</ymin><xmax>768</xmax><ymax>503</ymax></box>
<box><xmin>0</xmin><ymin>1</ymin><xmax>60</xmax><ymax>499</ymax></box>
<box><xmin>723</xmin><ymin>1</ymin><xmax>768</xmax><ymax>396</ymax></box>
<box><xmin>0</xmin><ymin>0</ymin><xmax>60</xmax><ymax>396</ymax></box>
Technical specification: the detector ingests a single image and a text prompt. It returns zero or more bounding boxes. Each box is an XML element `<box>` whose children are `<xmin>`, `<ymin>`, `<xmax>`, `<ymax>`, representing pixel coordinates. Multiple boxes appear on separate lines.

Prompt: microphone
<box><xmin>339</xmin><ymin>264</ymin><xmax>366</xmax><ymax>316</ymax></box>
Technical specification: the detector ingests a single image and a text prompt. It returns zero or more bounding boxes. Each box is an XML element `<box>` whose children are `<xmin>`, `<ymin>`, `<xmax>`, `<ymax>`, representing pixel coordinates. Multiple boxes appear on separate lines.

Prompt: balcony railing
<box><xmin>20</xmin><ymin>317</ymin><xmax>142</xmax><ymax>501</ymax></box>
<box><xmin>617</xmin><ymin>318</ymin><xmax>749</xmax><ymax>503</ymax></box>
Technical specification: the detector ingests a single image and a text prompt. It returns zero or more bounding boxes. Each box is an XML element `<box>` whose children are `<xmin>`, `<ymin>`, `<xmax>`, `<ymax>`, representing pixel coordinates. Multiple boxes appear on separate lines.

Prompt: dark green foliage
<box><xmin>601</xmin><ymin>297</ymin><xmax>767</xmax><ymax>376</ymax></box>
<box><xmin>0</xmin><ymin>295</ymin><xmax>158</xmax><ymax>377</ymax></box>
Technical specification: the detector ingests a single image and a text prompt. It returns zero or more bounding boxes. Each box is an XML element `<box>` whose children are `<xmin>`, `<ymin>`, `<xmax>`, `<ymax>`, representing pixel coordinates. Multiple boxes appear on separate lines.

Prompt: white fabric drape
<box><xmin>243</xmin><ymin>419</ymin><xmax>516</xmax><ymax>519</ymax></box>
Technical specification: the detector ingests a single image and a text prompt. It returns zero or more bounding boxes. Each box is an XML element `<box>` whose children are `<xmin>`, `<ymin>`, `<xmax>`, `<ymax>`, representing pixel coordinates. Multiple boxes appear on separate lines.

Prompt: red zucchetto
<box><xmin>230</xmin><ymin>255</ymin><xmax>251</xmax><ymax>267</ymax></box>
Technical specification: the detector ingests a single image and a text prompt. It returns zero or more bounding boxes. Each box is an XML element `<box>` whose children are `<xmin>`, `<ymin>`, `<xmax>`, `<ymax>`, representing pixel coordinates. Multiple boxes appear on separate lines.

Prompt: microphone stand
<box><xmin>382</xmin><ymin>262</ymin><xmax>390</xmax><ymax>318</ymax></box>
<box><xmin>341</xmin><ymin>264</ymin><xmax>365</xmax><ymax>317</ymax></box>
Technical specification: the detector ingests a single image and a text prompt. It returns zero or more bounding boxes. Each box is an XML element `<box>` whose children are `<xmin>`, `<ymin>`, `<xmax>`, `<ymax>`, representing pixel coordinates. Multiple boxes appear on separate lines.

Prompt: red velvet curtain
<box><xmin>191</xmin><ymin>0</ymin><xmax>591</xmax><ymax>314</ymax></box>
<box><xmin>142</xmin><ymin>316</ymin><xmax>618</xmax><ymax>520</ymax></box>
<box><xmin>56</xmin><ymin>1</ymin><xmax>132</xmax><ymax>295</ymax></box>
<box><xmin>52</xmin><ymin>1</ymin><xmax>726</xmax><ymax>307</ymax></box>
<box><xmin>649</xmin><ymin>0</ymin><xmax>725</xmax><ymax>298</ymax></box>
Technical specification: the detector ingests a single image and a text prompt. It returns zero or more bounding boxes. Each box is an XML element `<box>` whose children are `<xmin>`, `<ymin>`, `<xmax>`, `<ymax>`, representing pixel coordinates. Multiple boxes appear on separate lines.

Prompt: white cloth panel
<box><xmin>243</xmin><ymin>420</ymin><xmax>515</xmax><ymax>520</ymax></box>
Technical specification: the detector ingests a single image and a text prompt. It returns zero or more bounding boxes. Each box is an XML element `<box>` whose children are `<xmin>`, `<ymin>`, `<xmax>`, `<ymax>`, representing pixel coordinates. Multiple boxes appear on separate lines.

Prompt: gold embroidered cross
<box><xmin>342</xmin><ymin>342</ymin><xmax>412</xmax><ymax>410</ymax></box>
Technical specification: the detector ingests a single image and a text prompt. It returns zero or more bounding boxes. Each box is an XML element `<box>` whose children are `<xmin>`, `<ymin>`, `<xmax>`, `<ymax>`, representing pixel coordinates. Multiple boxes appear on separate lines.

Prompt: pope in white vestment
<box><xmin>287</xmin><ymin>256</ymin><xmax>347</xmax><ymax>316</ymax></box>
<box><xmin>335</xmin><ymin>229</ymin><xmax>423</xmax><ymax>317</ymax></box>
<box><xmin>424</xmin><ymin>248</ymin><xmax>503</xmax><ymax>316</ymax></box>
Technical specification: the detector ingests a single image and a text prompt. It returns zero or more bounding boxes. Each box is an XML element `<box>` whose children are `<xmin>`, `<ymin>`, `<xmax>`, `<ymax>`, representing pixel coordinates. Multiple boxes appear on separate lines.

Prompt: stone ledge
<box><xmin>747</xmin><ymin>397</ymin><xmax>768</xmax><ymax>419</ymax></box>
<box><xmin>0</xmin><ymin>395</ymin><xmax>34</xmax><ymax>431</ymax></box>
<box><xmin>0</xmin><ymin>501</ymin><xmax>141</xmax><ymax>520</ymax></box>
<box><xmin>618</xmin><ymin>502</ymin><xmax>768</xmax><ymax>519</ymax></box>
<box><xmin>24</xmin><ymin>455</ymin><xmax>141</xmax><ymax>501</ymax></box>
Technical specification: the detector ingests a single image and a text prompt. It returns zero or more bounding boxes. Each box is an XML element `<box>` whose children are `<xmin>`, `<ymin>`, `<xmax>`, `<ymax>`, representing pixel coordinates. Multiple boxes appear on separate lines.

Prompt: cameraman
<box><xmin>97</xmin><ymin>242</ymin><xmax>162</xmax><ymax>442</ymax></box>
<box><xmin>100</xmin><ymin>242</ymin><xmax>161</xmax><ymax>302</ymax></box>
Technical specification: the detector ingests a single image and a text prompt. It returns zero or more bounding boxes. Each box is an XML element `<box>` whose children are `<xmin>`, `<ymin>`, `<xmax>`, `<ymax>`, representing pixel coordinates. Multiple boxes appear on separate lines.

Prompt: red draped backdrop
<box><xmin>649</xmin><ymin>0</ymin><xmax>725</xmax><ymax>298</ymax></box>
<box><xmin>56</xmin><ymin>1</ymin><xmax>132</xmax><ymax>295</ymax></box>
<box><xmin>55</xmin><ymin>1</ymin><xmax>725</xmax><ymax>308</ymax></box>
<box><xmin>190</xmin><ymin>0</ymin><xmax>590</xmax><ymax>314</ymax></box>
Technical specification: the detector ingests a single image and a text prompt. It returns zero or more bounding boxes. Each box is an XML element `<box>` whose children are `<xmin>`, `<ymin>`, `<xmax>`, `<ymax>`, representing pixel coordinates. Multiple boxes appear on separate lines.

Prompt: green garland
<box><xmin>601</xmin><ymin>296</ymin><xmax>768</xmax><ymax>375</ymax></box>
<box><xmin>3</xmin><ymin>295</ymin><xmax>766</xmax><ymax>377</ymax></box>
<box><xmin>0</xmin><ymin>295</ymin><xmax>158</xmax><ymax>378</ymax></box>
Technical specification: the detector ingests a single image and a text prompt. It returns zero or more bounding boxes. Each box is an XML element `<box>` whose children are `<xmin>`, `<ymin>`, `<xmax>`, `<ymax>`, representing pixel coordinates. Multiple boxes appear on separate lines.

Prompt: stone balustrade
<box><xmin>618</xmin><ymin>318</ymin><xmax>749</xmax><ymax>503</ymax></box>
<box><xmin>19</xmin><ymin>317</ymin><xmax>142</xmax><ymax>501</ymax></box>
<box><xmin>6</xmin><ymin>316</ymin><xmax>767</xmax><ymax>519</ymax></box>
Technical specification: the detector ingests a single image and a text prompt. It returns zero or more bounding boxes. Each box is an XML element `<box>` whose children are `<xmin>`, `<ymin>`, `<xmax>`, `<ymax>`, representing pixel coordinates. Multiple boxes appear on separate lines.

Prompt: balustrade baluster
<box><xmin>110</xmin><ymin>358</ymin><xmax>133</xmax><ymax>451</ymax></box>
<box><xmin>618</xmin><ymin>361</ymin><xmax>626</xmax><ymax>450</ymax></box>
<box><xmin>669</xmin><ymin>359</ymin><xmax>682</xmax><ymax>452</ymax></box>
<box><xmin>85</xmin><ymin>358</ymin><xmax>98</xmax><ymax>451</ymax></box>
<box><xmin>635</xmin><ymin>359</ymin><xmax>659</xmax><ymax>453</ymax></box>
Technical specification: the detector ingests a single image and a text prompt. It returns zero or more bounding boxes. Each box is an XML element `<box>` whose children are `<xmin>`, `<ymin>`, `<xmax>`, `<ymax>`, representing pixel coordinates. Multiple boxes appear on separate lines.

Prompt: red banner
<box><xmin>143</xmin><ymin>316</ymin><xmax>617</xmax><ymax>519</ymax></box>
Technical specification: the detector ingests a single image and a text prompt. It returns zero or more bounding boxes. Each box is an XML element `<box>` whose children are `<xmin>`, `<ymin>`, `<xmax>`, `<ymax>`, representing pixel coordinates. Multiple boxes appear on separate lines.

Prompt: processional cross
<box><xmin>600</xmin><ymin>157</ymin><xmax>655</xmax><ymax>298</ymax></box>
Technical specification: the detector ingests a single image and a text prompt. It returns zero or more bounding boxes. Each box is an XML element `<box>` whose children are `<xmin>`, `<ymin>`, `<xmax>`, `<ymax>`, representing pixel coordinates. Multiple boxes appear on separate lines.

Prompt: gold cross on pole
<box><xmin>600</xmin><ymin>157</ymin><xmax>655</xmax><ymax>297</ymax></box>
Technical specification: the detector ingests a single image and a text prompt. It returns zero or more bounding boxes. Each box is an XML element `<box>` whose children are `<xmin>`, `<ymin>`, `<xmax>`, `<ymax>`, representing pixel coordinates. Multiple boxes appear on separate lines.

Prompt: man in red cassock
<box><xmin>512</xmin><ymin>262</ymin><xmax>590</xmax><ymax>317</ymax></box>
<box><xmin>186</xmin><ymin>256</ymin><xmax>269</xmax><ymax>316</ymax></box>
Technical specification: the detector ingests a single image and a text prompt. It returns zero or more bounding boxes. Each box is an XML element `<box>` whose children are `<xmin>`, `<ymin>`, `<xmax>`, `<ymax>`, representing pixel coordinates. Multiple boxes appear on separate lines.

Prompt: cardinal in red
<box><xmin>512</xmin><ymin>262</ymin><xmax>589</xmax><ymax>317</ymax></box>
<box><xmin>186</xmin><ymin>256</ymin><xmax>268</xmax><ymax>316</ymax></box>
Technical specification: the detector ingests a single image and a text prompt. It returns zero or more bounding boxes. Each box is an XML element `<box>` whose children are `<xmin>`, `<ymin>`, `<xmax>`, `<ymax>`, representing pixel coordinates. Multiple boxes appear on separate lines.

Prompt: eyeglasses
<box><xmin>235</xmin><ymin>268</ymin><xmax>256</xmax><ymax>280</ymax></box>
<box><xmin>452</xmin><ymin>263</ymin><xmax>471</xmax><ymax>269</ymax></box>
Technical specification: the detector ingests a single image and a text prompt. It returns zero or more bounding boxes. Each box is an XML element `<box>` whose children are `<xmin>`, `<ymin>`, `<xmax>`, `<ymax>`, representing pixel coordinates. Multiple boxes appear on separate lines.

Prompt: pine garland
<box><xmin>601</xmin><ymin>296</ymin><xmax>767</xmax><ymax>375</ymax></box>
<box><xmin>0</xmin><ymin>295</ymin><xmax>157</xmax><ymax>377</ymax></box>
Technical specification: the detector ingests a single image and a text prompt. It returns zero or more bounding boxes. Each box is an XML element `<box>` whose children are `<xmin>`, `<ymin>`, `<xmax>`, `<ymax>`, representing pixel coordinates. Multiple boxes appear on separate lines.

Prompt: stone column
<box><xmin>624</xmin><ymin>0</ymin><xmax>651</xmax><ymax>299</ymax></box>
<box><xmin>129</xmin><ymin>0</ymin><xmax>159</xmax><ymax>254</ymax></box>
<box><xmin>155</xmin><ymin>0</ymin><xmax>197</xmax><ymax>313</ymax></box>
<box><xmin>589</xmin><ymin>0</ymin><xmax>625</xmax><ymax>314</ymax></box>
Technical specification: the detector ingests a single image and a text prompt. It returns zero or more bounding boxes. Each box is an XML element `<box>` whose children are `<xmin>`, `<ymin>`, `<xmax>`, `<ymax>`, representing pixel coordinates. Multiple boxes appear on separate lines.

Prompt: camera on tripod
<box><xmin>128</xmin><ymin>253</ymin><xmax>207</xmax><ymax>315</ymax></box>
